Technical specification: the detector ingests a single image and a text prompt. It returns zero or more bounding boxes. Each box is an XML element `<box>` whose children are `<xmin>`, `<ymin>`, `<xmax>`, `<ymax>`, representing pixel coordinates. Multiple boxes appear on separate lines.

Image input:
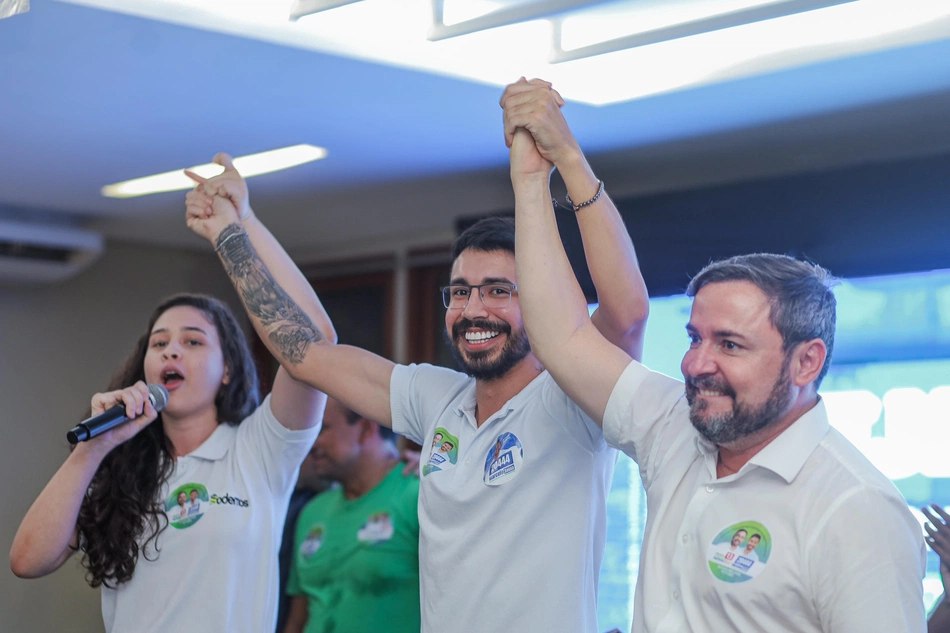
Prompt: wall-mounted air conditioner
<box><xmin>0</xmin><ymin>219</ymin><xmax>104</xmax><ymax>284</ymax></box>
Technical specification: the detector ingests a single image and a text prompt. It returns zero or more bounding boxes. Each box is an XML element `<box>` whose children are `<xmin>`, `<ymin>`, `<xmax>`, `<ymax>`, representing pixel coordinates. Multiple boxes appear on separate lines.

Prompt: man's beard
<box><xmin>685</xmin><ymin>356</ymin><xmax>793</xmax><ymax>446</ymax></box>
<box><xmin>445</xmin><ymin>317</ymin><xmax>531</xmax><ymax>382</ymax></box>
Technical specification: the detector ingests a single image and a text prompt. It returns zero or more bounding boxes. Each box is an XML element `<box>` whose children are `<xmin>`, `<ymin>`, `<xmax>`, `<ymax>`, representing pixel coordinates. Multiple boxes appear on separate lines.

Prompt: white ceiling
<box><xmin>1</xmin><ymin>0</ymin><xmax>950</xmax><ymax>257</ymax></box>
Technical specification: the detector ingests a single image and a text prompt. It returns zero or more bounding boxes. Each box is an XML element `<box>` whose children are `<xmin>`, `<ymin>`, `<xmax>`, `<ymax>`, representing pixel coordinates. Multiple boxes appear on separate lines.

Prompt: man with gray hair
<box><xmin>509</xmin><ymin>80</ymin><xmax>926</xmax><ymax>630</ymax></box>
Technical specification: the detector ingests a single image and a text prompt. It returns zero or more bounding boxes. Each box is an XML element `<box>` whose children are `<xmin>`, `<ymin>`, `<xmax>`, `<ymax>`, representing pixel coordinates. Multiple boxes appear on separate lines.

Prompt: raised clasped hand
<box><xmin>501</xmin><ymin>77</ymin><xmax>576</xmax><ymax>177</ymax></box>
<box><xmin>184</xmin><ymin>153</ymin><xmax>253</xmax><ymax>244</ymax></box>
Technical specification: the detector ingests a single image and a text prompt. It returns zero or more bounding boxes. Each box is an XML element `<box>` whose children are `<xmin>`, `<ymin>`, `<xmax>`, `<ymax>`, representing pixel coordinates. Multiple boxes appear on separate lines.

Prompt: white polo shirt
<box><xmin>391</xmin><ymin>363</ymin><xmax>616</xmax><ymax>633</ymax></box>
<box><xmin>603</xmin><ymin>360</ymin><xmax>926</xmax><ymax>633</ymax></box>
<box><xmin>101</xmin><ymin>394</ymin><xmax>320</xmax><ymax>633</ymax></box>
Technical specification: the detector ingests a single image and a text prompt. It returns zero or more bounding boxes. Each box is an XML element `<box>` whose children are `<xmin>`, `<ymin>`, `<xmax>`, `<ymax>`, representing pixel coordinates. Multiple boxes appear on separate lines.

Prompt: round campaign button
<box><xmin>165</xmin><ymin>483</ymin><xmax>209</xmax><ymax>530</ymax></box>
<box><xmin>706</xmin><ymin>520</ymin><xmax>772</xmax><ymax>583</ymax></box>
<box><xmin>483</xmin><ymin>432</ymin><xmax>524</xmax><ymax>486</ymax></box>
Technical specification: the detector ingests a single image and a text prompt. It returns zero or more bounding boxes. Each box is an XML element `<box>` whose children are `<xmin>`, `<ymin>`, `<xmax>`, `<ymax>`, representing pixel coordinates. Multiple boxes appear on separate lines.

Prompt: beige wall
<box><xmin>0</xmin><ymin>241</ymin><xmax>238</xmax><ymax>633</ymax></box>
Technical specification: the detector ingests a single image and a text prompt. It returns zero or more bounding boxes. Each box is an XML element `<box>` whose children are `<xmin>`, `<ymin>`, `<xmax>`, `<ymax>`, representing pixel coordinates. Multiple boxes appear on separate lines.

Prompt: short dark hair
<box><xmin>686</xmin><ymin>254</ymin><xmax>837</xmax><ymax>387</ymax></box>
<box><xmin>451</xmin><ymin>215</ymin><xmax>515</xmax><ymax>260</ymax></box>
<box><xmin>339</xmin><ymin>400</ymin><xmax>395</xmax><ymax>443</ymax></box>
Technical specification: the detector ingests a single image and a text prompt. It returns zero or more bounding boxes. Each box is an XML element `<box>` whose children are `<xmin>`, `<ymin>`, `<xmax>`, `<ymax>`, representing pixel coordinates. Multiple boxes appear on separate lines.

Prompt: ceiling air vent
<box><xmin>0</xmin><ymin>219</ymin><xmax>104</xmax><ymax>284</ymax></box>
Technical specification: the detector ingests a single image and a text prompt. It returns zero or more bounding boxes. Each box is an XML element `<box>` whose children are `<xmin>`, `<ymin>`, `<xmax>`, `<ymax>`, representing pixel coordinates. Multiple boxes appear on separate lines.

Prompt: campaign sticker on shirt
<box><xmin>299</xmin><ymin>525</ymin><xmax>325</xmax><ymax>559</ymax></box>
<box><xmin>483</xmin><ymin>432</ymin><xmax>524</xmax><ymax>486</ymax></box>
<box><xmin>423</xmin><ymin>427</ymin><xmax>459</xmax><ymax>476</ymax></box>
<box><xmin>165</xmin><ymin>483</ymin><xmax>209</xmax><ymax>529</ymax></box>
<box><xmin>707</xmin><ymin>520</ymin><xmax>771</xmax><ymax>583</ymax></box>
<box><xmin>357</xmin><ymin>512</ymin><xmax>395</xmax><ymax>543</ymax></box>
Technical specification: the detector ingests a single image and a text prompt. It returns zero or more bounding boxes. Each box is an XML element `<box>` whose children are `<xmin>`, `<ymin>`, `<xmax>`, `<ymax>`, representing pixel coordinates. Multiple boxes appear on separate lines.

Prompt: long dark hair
<box><xmin>75</xmin><ymin>293</ymin><xmax>260</xmax><ymax>588</ymax></box>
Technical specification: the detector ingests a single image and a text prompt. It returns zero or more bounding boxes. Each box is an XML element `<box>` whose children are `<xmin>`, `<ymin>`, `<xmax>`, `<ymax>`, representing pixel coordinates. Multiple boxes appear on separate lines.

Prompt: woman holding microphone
<box><xmin>10</xmin><ymin>156</ymin><xmax>335</xmax><ymax>633</ymax></box>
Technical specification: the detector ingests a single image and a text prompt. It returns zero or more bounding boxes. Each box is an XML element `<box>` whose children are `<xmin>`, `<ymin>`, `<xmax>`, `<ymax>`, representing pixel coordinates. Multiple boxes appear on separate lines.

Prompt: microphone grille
<box><xmin>147</xmin><ymin>383</ymin><xmax>170</xmax><ymax>412</ymax></box>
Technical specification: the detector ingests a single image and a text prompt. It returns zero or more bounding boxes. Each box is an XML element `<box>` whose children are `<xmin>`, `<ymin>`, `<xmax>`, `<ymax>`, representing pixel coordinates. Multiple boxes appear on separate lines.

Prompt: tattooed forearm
<box><xmin>215</xmin><ymin>223</ymin><xmax>324</xmax><ymax>364</ymax></box>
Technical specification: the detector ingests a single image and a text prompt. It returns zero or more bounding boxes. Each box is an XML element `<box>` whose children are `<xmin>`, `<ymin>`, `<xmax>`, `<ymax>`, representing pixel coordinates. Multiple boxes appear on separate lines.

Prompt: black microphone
<box><xmin>66</xmin><ymin>384</ymin><xmax>170</xmax><ymax>445</ymax></box>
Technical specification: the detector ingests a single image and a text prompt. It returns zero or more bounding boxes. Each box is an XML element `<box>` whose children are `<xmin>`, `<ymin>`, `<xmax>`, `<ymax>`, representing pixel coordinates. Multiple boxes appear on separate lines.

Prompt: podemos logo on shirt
<box><xmin>209</xmin><ymin>492</ymin><xmax>249</xmax><ymax>507</ymax></box>
<box><xmin>164</xmin><ymin>484</ymin><xmax>249</xmax><ymax>529</ymax></box>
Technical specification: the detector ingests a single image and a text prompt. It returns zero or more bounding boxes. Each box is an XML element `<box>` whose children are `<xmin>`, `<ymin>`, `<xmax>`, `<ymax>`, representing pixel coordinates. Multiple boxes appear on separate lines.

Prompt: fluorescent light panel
<box><xmin>290</xmin><ymin>0</ymin><xmax>361</xmax><ymax>22</ymax></box>
<box><xmin>0</xmin><ymin>0</ymin><xmax>31</xmax><ymax>20</ymax></box>
<box><xmin>292</xmin><ymin>0</ymin><xmax>950</xmax><ymax>104</ymax></box>
<box><xmin>59</xmin><ymin>0</ymin><xmax>950</xmax><ymax>105</ymax></box>
<box><xmin>101</xmin><ymin>144</ymin><xmax>327</xmax><ymax>198</ymax></box>
<box><xmin>428</xmin><ymin>0</ymin><xmax>607</xmax><ymax>41</ymax></box>
<box><xmin>551</xmin><ymin>0</ymin><xmax>860</xmax><ymax>63</ymax></box>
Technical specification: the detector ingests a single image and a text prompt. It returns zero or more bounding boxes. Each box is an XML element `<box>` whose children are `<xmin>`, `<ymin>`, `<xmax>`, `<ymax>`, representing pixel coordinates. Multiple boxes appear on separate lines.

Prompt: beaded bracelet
<box><xmin>564</xmin><ymin>180</ymin><xmax>605</xmax><ymax>212</ymax></box>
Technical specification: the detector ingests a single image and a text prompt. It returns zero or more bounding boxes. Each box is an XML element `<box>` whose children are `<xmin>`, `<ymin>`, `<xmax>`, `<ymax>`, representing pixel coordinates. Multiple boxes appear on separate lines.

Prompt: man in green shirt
<box><xmin>284</xmin><ymin>398</ymin><xmax>420</xmax><ymax>633</ymax></box>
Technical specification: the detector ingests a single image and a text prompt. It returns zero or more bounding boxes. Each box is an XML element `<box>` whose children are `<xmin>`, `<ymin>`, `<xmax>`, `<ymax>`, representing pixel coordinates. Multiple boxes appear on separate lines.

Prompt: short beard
<box><xmin>686</xmin><ymin>355</ymin><xmax>793</xmax><ymax>446</ymax></box>
<box><xmin>445</xmin><ymin>317</ymin><xmax>531</xmax><ymax>382</ymax></box>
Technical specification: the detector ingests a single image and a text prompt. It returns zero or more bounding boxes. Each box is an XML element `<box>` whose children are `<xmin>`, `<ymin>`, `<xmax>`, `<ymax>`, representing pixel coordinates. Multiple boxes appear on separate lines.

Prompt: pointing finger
<box><xmin>184</xmin><ymin>169</ymin><xmax>207</xmax><ymax>185</ymax></box>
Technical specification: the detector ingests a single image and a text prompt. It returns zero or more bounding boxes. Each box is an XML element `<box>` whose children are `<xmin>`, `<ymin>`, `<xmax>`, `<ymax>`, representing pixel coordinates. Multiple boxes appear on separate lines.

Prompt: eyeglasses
<box><xmin>440</xmin><ymin>283</ymin><xmax>518</xmax><ymax>309</ymax></box>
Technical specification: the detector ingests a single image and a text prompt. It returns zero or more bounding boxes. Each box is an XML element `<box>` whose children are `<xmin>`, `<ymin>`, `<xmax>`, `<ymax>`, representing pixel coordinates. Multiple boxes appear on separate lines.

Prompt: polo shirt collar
<box><xmin>454</xmin><ymin>381</ymin><xmax>477</xmax><ymax>419</ymax></box>
<box><xmin>453</xmin><ymin>370</ymin><xmax>548</xmax><ymax>427</ymax></box>
<box><xmin>746</xmin><ymin>398</ymin><xmax>830</xmax><ymax>483</ymax></box>
<box><xmin>693</xmin><ymin>398</ymin><xmax>831</xmax><ymax>483</ymax></box>
<box><xmin>184</xmin><ymin>422</ymin><xmax>235</xmax><ymax>461</ymax></box>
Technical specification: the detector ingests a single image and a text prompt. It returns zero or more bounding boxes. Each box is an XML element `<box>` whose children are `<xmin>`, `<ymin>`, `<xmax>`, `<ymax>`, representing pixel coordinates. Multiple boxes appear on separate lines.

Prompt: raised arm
<box><xmin>504</xmin><ymin>81</ymin><xmax>635</xmax><ymax>424</ymax></box>
<box><xmin>185</xmin><ymin>156</ymin><xmax>395</xmax><ymax>428</ymax></box>
<box><xmin>501</xmin><ymin>79</ymin><xmax>649</xmax><ymax>360</ymax></box>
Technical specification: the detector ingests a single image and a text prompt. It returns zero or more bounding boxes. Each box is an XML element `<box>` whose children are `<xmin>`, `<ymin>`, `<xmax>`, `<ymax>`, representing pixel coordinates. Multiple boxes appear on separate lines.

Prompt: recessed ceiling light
<box><xmin>101</xmin><ymin>144</ymin><xmax>328</xmax><ymax>198</ymax></box>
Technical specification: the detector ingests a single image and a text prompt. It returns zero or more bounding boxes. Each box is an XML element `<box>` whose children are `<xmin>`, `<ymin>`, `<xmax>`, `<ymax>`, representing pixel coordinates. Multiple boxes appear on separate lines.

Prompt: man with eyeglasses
<box><xmin>185</xmin><ymin>77</ymin><xmax>648</xmax><ymax>633</ymax></box>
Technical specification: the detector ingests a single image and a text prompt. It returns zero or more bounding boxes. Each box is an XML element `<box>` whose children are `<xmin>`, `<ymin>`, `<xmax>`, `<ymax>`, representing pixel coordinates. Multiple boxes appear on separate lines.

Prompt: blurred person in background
<box><xmin>283</xmin><ymin>398</ymin><xmax>420</xmax><ymax>633</ymax></box>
